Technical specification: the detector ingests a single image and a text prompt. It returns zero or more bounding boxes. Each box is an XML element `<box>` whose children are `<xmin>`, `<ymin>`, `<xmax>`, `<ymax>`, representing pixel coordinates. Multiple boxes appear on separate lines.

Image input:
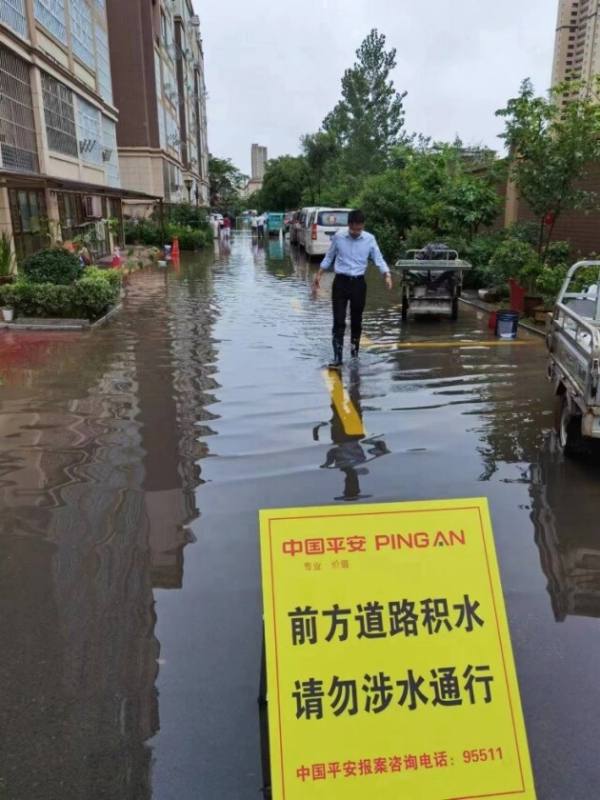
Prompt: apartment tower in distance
<box><xmin>106</xmin><ymin>0</ymin><xmax>209</xmax><ymax>210</ymax></box>
<box><xmin>552</xmin><ymin>0</ymin><xmax>600</xmax><ymax>92</ymax></box>
<box><xmin>0</xmin><ymin>0</ymin><xmax>134</xmax><ymax>262</ymax></box>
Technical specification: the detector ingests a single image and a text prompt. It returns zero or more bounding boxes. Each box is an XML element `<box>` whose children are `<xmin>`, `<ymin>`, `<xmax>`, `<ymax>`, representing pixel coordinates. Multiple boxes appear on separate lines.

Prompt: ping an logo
<box><xmin>375</xmin><ymin>530</ymin><xmax>467</xmax><ymax>551</ymax></box>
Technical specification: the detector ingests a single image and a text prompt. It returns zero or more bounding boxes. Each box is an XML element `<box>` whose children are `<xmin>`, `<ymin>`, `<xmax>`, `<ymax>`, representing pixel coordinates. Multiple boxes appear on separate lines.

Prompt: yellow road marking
<box><xmin>322</xmin><ymin>370</ymin><xmax>365</xmax><ymax>437</ymax></box>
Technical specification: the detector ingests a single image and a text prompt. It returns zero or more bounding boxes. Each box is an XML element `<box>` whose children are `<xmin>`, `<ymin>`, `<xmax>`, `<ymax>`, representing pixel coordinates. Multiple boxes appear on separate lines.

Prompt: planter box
<box><xmin>524</xmin><ymin>294</ymin><xmax>543</xmax><ymax>317</ymax></box>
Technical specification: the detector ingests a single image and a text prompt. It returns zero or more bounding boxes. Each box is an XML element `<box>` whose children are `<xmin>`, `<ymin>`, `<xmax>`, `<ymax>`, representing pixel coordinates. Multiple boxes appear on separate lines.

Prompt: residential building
<box><xmin>0</xmin><ymin>0</ymin><xmax>140</xmax><ymax>262</ymax></box>
<box><xmin>243</xmin><ymin>143</ymin><xmax>268</xmax><ymax>197</ymax></box>
<box><xmin>251</xmin><ymin>143</ymin><xmax>267</xmax><ymax>181</ymax></box>
<box><xmin>552</xmin><ymin>0</ymin><xmax>600</xmax><ymax>94</ymax></box>
<box><xmin>106</xmin><ymin>0</ymin><xmax>209</xmax><ymax>211</ymax></box>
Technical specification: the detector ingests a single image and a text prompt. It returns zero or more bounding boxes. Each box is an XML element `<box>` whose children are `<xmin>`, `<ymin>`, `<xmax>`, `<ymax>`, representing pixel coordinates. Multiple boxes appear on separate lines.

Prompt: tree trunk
<box><xmin>537</xmin><ymin>218</ymin><xmax>545</xmax><ymax>257</ymax></box>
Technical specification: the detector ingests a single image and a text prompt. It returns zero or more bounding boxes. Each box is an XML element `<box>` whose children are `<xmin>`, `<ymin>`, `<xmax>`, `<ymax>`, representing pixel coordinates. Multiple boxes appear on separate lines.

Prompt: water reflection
<box><xmin>531</xmin><ymin>434</ymin><xmax>600</xmax><ymax>622</ymax></box>
<box><xmin>313</xmin><ymin>365</ymin><xmax>390</xmax><ymax>501</ymax></box>
<box><xmin>0</xmin><ymin>261</ymin><xmax>218</xmax><ymax>799</ymax></box>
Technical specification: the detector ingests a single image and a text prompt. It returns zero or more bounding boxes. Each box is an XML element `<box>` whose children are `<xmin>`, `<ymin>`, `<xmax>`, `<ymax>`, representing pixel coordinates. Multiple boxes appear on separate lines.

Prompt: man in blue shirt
<box><xmin>313</xmin><ymin>209</ymin><xmax>392</xmax><ymax>368</ymax></box>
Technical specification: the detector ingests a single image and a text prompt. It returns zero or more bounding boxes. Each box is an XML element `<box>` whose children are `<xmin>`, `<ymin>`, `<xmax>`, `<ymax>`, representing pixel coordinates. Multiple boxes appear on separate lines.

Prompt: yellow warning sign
<box><xmin>259</xmin><ymin>498</ymin><xmax>536</xmax><ymax>799</ymax></box>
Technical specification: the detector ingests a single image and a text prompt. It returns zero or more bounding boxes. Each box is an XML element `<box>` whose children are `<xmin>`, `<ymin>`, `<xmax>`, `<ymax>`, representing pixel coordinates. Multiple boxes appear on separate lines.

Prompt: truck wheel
<box><xmin>555</xmin><ymin>395</ymin><xmax>588</xmax><ymax>457</ymax></box>
<box><xmin>401</xmin><ymin>297</ymin><xmax>409</xmax><ymax>322</ymax></box>
<box><xmin>451</xmin><ymin>297</ymin><xmax>459</xmax><ymax>320</ymax></box>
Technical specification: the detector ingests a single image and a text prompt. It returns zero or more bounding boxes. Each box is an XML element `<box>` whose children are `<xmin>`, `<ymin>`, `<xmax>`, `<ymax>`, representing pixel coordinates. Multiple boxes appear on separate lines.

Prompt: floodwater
<box><xmin>0</xmin><ymin>232</ymin><xmax>598</xmax><ymax>799</ymax></box>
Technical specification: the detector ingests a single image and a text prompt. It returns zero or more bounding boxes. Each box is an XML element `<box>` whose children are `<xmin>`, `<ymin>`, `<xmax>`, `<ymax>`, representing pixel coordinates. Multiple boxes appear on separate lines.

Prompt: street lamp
<box><xmin>184</xmin><ymin>177</ymin><xmax>193</xmax><ymax>203</ymax></box>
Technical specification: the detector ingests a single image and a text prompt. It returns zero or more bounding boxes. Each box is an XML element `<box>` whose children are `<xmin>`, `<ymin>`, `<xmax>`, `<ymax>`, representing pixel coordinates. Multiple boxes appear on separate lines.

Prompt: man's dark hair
<box><xmin>348</xmin><ymin>209</ymin><xmax>365</xmax><ymax>225</ymax></box>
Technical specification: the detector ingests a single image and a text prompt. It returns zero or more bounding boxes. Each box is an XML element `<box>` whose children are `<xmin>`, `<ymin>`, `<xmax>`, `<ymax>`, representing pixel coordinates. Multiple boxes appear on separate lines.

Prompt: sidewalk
<box><xmin>460</xmin><ymin>291</ymin><xmax>547</xmax><ymax>339</ymax></box>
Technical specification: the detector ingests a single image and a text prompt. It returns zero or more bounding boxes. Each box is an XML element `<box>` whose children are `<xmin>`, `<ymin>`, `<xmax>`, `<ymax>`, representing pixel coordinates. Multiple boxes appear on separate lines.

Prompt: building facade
<box><xmin>106</xmin><ymin>0</ymin><xmax>209</xmax><ymax>210</ymax></box>
<box><xmin>552</xmin><ymin>0</ymin><xmax>600</xmax><ymax>92</ymax></box>
<box><xmin>0</xmin><ymin>0</ymin><xmax>128</xmax><ymax>262</ymax></box>
<box><xmin>251</xmin><ymin>143</ymin><xmax>267</xmax><ymax>181</ymax></box>
<box><xmin>243</xmin><ymin>143</ymin><xmax>267</xmax><ymax>197</ymax></box>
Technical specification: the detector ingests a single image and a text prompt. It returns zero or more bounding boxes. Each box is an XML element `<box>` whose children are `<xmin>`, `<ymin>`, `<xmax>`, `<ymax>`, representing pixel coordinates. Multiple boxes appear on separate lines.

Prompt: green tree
<box><xmin>497</xmin><ymin>78</ymin><xmax>600</xmax><ymax>256</ymax></box>
<box><xmin>260</xmin><ymin>155</ymin><xmax>308</xmax><ymax>210</ymax></box>
<box><xmin>300</xmin><ymin>131</ymin><xmax>338</xmax><ymax>204</ymax></box>
<box><xmin>209</xmin><ymin>155</ymin><xmax>248</xmax><ymax>210</ymax></box>
<box><xmin>353</xmin><ymin>169</ymin><xmax>411</xmax><ymax>258</ymax></box>
<box><xmin>323</xmin><ymin>29</ymin><xmax>408</xmax><ymax>184</ymax></box>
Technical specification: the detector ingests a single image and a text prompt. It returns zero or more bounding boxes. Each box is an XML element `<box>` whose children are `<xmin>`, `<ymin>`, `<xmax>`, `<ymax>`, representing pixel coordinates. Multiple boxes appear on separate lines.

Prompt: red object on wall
<box><xmin>509</xmin><ymin>278</ymin><xmax>526</xmax><ymax>313</ymax></box>
<box><xmin>172</xmin><ymin>237</ymin><xmax>180</xmax><ymax>259</ymax></box>
<box><xmin>488</xmin><ymin>311</ymin><xmax>498</xmax><ymax>331</ymax></box>
<box><xmin>544</xmin><ymin>211</ymin><xmax>555</xmax><ymax>226</ymax></box>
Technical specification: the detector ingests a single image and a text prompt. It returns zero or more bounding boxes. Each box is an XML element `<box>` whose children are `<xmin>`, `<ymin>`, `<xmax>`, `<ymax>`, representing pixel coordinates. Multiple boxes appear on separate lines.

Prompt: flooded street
<box><xmin>1</xmin><ymin>232</ymin><xmax>599</xmax><ymax>799</ymax></box>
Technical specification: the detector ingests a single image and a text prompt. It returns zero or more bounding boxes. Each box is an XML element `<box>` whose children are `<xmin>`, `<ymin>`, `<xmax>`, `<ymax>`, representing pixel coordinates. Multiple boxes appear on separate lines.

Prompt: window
<box><xmin>154</xmin><ymin>50</ymin><xmax>163</xmax><ymax>101</ymax></box>
<box><xmin>34</xmin><ymin>0</ymin><xmax>66</xmax><ymax>41</ymax></box>
<box><xmin>42</xmin><ymin>72</ymin><xmax>78</xmax><ymax>156</ymax></box>
<box><xmin>71</xmin><ymin>0</ymin><xmax>95</xmax><ymax>69</ymax></box>
<box><xmin>158</xmin><ymin>103</ymin><xmax>166</xmax><ymax>149</ymax></box>
<box><xmin>1</xmin><ymin>0</ymin><xmax>28</xmax><ymax>38</ymax></box>
<box><xmin>95</xmin><ymin>25</ymin><xmax>112</xmax><ymax>103</ymax></box>
<box><xmin>317</xmin><ymin>211</ymin><xmax>349</xmax><ymax>227</ymax></box>
<box><xmin>8</xmin><ymin>189</ymin><xmax>48</xmax><ymax>261</ymax></box>
<box><xmin>77</xmin><ymin>96</ymin><xmax>101</xmax><ymax>164</ymax></box>
<box><xmin>0</xmin><ymin>47</ymin><xmax>38</xmax><ymax>172</ymax></box>
<box><xmin>101</xmin><ymin>116</ymin><xmax>119</xmax><ymax>187</ymax></box>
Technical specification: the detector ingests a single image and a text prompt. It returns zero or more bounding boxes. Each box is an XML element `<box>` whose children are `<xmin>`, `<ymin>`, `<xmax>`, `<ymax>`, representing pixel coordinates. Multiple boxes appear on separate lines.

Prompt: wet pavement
<box><xmin>0</xmin><ymin>232</ymin><xmax>599</xmax><ymax>799</ymax></box>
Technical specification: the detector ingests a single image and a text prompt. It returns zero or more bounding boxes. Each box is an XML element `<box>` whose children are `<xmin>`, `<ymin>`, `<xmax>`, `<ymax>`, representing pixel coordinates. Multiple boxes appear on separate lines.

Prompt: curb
<box><xmin>0</xmin><ymin>303</ymin><xmax>122</xmax><ymax>332</ymax></box>
<box><xmin>459</xmin><ymin>297</ymin><xmax>546</xmax><ymax>339</ymax></box>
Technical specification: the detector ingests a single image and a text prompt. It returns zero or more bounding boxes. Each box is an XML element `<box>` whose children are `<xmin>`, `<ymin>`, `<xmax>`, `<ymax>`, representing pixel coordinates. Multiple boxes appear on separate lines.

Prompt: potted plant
<box><xmin>0</xmin><ymin>232</ymin><xmax>15</xmax><ymax>285</ymax></box>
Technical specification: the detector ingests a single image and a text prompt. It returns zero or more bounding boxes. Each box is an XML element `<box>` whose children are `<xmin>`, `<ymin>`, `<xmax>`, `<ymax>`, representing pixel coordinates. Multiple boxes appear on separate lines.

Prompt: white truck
<box><xmin>547</xmin><ymin>260</ymin><xmax>600</xmax><ymax>455</ymax></box>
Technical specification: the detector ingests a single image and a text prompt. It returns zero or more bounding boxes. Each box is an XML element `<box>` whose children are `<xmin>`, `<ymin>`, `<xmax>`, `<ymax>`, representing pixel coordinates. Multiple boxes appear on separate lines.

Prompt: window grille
<box><xmin>0</xmin><ymin>47</ymin><xmax>39</xmax><ymax>172</ymax></box>
<box><xmin>95</xmin><ymin>25</ymin><xmax>112</xmax><ymax>103</ymax></box>
<box><xmin>42</xmin><ymin>72</ymin><xmax>78</xmax><ymax>157</ymax></box>
<box><xmin>34</xmin><ymin>0</ymin><xmax>66</xmax><ymax>42</ymax></box>
<box><xmin>71</xmin><ymin>0</ymin><xmax>95</xmax><ymax>69</ymax></box>
<box><xmin>77</xmin><ymin>96</ymin><xmax>101</xmax><ymax>164</ymax></box>
<box><xmin>0</xmin><ymin>0</ymin><xmax>28</xmax><ymax>38</ymax></box>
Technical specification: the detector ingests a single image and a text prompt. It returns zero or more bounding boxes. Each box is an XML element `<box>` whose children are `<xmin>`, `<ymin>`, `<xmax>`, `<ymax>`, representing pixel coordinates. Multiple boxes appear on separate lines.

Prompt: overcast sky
<box><xmin>197</xmin><ymin>0</ymin><xmax>557</xmax><ymax>176</ymax></box>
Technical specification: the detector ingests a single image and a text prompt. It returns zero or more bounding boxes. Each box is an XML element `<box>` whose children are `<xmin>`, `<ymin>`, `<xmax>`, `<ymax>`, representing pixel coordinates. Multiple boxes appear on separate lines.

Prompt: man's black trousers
<box><xmin>332</xmin><ymin>273</ymin><xmax>367</xmax><ymax>346</ymax></box>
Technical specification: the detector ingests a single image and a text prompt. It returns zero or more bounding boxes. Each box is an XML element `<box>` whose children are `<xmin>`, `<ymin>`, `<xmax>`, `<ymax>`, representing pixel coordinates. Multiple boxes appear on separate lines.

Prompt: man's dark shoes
<box><xmin>351</xmin><ymin>339</ymin><xmax>360</xmax><ymax>359</ymax></box>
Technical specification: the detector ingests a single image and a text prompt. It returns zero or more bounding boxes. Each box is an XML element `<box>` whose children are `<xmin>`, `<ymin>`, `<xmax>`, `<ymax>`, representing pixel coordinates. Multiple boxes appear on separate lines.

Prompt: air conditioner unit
<box><xmin>102</xmin><ymin>147</ymin><xmax>113</xmax><ymax>162</ymax></box>
<box><xmin>84</xmin><ymin>196</ymin><xmax>103</xmax><ymax>219</ymax></box>
<box><xmin>190</xmin><ymin>15</ymin><xmax>200</xmax><ymax>26</ymax></box>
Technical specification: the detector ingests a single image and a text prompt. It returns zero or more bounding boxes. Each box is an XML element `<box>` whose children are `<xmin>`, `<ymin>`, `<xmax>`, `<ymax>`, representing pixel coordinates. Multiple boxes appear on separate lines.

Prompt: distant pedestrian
<box><xmin>251</xmin><ymin>215</ymin><xmax>258</xmax><ymax>237</ymax></box>
<box><xmin>223</xmin><ymin>216</ymin><xmax>232</xmax><ymax>239</ymax></box>
<box><xmin>257</xmin><ymin>213</ymin><xmax>266</xmax><ymax>238</ymax></box>
<box><xmin>313</xmin><ymin>209</ymin><xmax>392</xmax><ymax>369</ymax></box>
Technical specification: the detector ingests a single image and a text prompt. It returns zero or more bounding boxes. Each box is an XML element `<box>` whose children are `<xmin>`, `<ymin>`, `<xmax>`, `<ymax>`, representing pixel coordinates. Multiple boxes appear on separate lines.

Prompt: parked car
<box><xmin>289</xmin><ymin>211</ymin><xmax>302</xmax><ymax>245</ymax></box>
<box><xmin>304</xmin><ymin>207</ymin><xmax>352</xmax><ymax>257</ymax></box>
<box><xmin>297</xmin><ymin>207</ymin><xmax>317</xmax><ymax>250</ymax></box>
<box><xmin>266</xmin><ymin>212</ymin><xmax>285</xmax><ymax>236</ymax></box>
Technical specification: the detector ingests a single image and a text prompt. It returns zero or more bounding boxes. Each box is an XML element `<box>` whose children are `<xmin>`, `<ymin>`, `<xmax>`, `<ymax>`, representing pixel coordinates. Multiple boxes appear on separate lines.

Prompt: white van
<box><xmin>304</xmin><ymin>208</ymin><xmax>352</xmax><ymax>257</ymax></box>
<box><xmin>297</xmin><ymin>207</ymin><xmax>317</xmax><ymax>249</ymax></box>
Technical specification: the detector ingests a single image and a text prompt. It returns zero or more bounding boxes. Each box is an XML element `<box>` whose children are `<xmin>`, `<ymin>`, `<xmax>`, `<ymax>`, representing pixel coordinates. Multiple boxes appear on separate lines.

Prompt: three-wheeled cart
<box><xmin>394</xmin><ymin>249</ymin><xmax>472</xmax><ymax>321</ymax></box>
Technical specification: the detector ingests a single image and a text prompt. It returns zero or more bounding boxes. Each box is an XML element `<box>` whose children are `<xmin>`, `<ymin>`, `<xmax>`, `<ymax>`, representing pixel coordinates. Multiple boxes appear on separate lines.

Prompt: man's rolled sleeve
<box><xmin>320</xmin><ymin>236</ymin><xmax>337</xmax><ymax>270</ymax></box>
<box><xmin>370</xmin><ymin>237</ymin><xmax>390</xmax><ymax>274</ymax></box>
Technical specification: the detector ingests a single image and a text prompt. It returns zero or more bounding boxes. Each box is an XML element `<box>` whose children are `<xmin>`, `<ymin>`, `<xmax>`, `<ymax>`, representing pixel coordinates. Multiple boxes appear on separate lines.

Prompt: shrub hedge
<box><xmin>125</xmin><ymin>220</ymin><xmax>213</xmax><ymax>250</ymax></box>
<box><xmin>0</xmin><ymin>267</ymin><xmax>121</xmax><ymax>320</ymax></box>
<box><xmin>22</xmin><ymin>247</ymin><xmax>84</xmax><ymax>285</ymax></box>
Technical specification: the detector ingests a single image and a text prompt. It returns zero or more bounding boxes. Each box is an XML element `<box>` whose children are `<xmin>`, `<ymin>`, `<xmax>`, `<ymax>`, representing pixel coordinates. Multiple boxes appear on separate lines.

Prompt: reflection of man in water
<box><xmin>313</xmin><ymin>366</ymin><xmax>390</xmax><ymax>501</ymax></box>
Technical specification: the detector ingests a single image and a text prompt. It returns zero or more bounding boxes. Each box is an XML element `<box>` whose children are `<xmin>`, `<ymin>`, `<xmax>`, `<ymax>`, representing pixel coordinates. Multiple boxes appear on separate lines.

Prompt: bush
<box><xmin>84</xmin><ymin>266</ymin><xmax>123</xmax><ymax>291</ymax></box>
<box><xmin>22</xmin><ymin>248</ymin><xmax>84</xmax><ymax>285</ymax></box>
<box><xmin>125</xmin><ymin>219</ymin><xmax>212</xmax><ymax>250</ymax></box>
<box><xmin>488</xmin><ymin>239</ymin><xmax>540</xmax><ymax>286</ymax></box>
<box><xmin>536</xmin><ymin>264</ymin><xmax>568</xmax><ymax>304</ymax></box>
<box><xmin>0</xmin><ymin>272</ymin><xmax>120</xmax><ymax>320</ymax></box>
